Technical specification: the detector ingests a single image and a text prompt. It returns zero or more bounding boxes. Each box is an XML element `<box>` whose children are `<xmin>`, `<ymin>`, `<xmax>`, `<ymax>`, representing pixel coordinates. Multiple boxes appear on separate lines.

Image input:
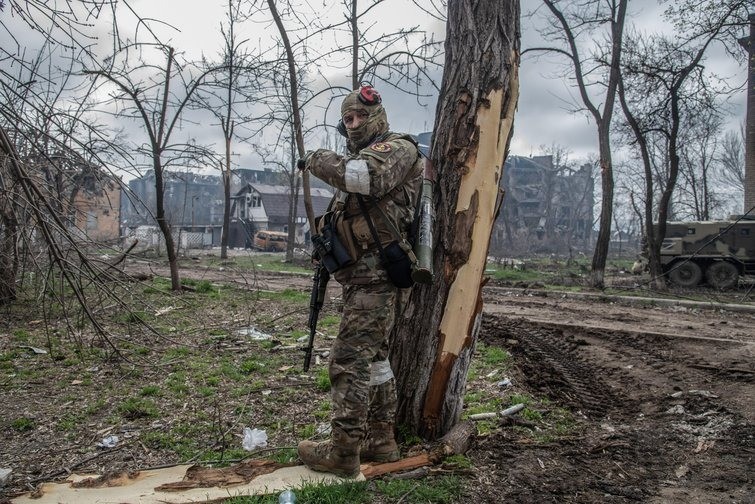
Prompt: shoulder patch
<box><xmin>370</xmin><ymin>142</ymin><xmax>392</xmax><ymax>153</ymax></box>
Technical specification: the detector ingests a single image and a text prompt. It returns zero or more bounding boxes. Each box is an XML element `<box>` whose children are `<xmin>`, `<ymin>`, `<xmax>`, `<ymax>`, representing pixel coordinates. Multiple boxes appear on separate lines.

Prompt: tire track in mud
<box><xmin>474</xmin><ymin>312</ymin><xmax>755</xmax><ymax>503</ymax></box>
<box><xmin>481</xmin><ymin>315</ymin><xmax>620</xmax><ymax>418</ymax></box>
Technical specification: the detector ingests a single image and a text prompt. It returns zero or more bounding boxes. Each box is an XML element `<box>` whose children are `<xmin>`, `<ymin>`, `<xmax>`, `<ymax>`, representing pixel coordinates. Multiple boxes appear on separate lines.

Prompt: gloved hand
<box><xmin>297</xmin><ymin>150</ymin><xmax>315</xmax><ymax>171</ymax></box>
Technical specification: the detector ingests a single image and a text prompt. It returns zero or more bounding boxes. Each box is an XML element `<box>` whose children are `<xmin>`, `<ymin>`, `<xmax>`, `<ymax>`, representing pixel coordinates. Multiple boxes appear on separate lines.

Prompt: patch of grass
<box><xmin>164</xmin><ymin>347</ymin><xmax>191</xmax><ymax>360</ymax></box>
<box><xmin>226</xmin><ymin>479</ymin><xmax>370</xmax><ymax>504</ymax></box>
<box><xmin>258</xmin><ymin>288</ymin><xmax>308</xmax><ymax>303</ymax></box>
<box><xmin>220</xmin><ymin>361</ymin><xmax>244</xmax><ymax>382</ymax></box>
<box><xmin>198</xmin><ymin>386</ymin><xmax>216</xmax><ymax>397</ymax></box>
<box><xmin>182</xmin><ymin>278</ymin><xmax>217</xmax><ymax>294</ymax></box>
<box><xmin>397</xmin><ymin>423</ymin><xmax>423</xmax><ymax>446</ymax></box>
<box><xmin>200</xmin><ymin>448</ymin><xmax>248</xmax><ymax>463</ymax></box>
<box><xmin>508</xmin><ymin>393</ymin><xmax>533</xmax><ymax>406</ymax></box>
<box><xmin>166</xmin><ymin>373</ymin><xmax>190</xmax><ymax>395</ymax></box>
<box><xmin>318</xmin><ymin>314</ymin><xmax>341</xmax><ymax>330</ymax></box>
<box><xmin>140</xmin><ymin>385</ymin><xmax>160</xmax><ymax>397</ymax></box>
<box><xmin>479</xmin><ymin>345</ymin><xmax>511</xmax><ymax>367</ymax></box>
<box><xmin>57</xmin><ymin>413</ymin><xmax>83</xmax><ymax>431</ymax></box>
<box><xmin>134</xmin><ymin>346</ymin><xmax>151</xmax><ymax>356</ymax></box>
<box><xmin>10</xmin><ymin>417</ymin><xmax>34</xmax><ymax>432</ymax></box>
<box><xmin>464</xmin><ymin>397</ymin><xmax>503</xmax><ymax>416</ymax></box>
<box><xmin>118</xmin><ymin>397</ymin><xmax>158</xmax><ymax>420</ymax></box>
<box><xmin>84</xmin><ymin>399</ymin><xmax>107</xmax><ymax>416</ymax></box>
<box><xmin>444</xmin><ymin>454</ymin><xmax>473</xmax><ymax>469</ymax></box>
<box><xmin>269</xmin><ymin>447</ymin><xmax>298</xmax><ymax>464</ymax></box>
<box><xmin>298</xmin><ymin>423</ymin><xmax>316</xmax><ymax>439</ymax></box>
<box><xmin>315</xmin><ymin>367</ymin><xmax>330</xmax><ymax>392</ymax></box>
<box><xmin>313</xmin><ymin>400</ymin><xmax>331</xmax><ymax>420</ymax></box>
<box><xmin>375</xmin><ymin>475</ymin><xmax>464</xmax><ymax>503</ymax></box>
<box><xmin>239</xmin><ymin>359</ymin><xmax>265</xmax><ymax>375</ymax></box>
<box><xmin>12</xmin><ymin>329</ymin><xmax>30</xmax><ymax>342</ymax></box>
<box><xmin>532</xmin><ymin>407</ymin><xmax>579</xmax><ymax>443</ymax></box>
<box><xmin>487</xmin><ymin>265</ymin><xmax>546</xmax><ymax>283</ymax></box>
<box><xmin>120</xmin><ymin>310</ymin><xmax>151</xmax><ymax>324</ymax></box>
<box><xmin>141</xmin><ymin>431</ymin><xmax>199</xmax><ymax>460</ymax></box>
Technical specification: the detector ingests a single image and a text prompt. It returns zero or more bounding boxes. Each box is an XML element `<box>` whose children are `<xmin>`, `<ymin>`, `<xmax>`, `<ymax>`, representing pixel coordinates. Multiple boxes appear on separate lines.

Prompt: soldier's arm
<box><xmin>306</xmin><ymin>139</ymin><xmax>417</xmax><ymax>198</ymax></box>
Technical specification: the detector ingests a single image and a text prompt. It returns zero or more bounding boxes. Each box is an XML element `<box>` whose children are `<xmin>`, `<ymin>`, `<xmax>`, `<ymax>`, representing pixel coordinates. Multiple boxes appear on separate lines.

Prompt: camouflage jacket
<box><xmin>307</xmin><ymin>132</ymin><xmax>422</xmax><ymax>285</ymax></box>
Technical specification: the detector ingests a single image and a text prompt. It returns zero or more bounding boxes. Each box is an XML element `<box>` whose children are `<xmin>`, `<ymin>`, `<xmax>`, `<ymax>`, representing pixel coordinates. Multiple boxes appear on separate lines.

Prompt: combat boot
<box><xmin>297</xmin><ymin>437</ymin><xmax>361</xmax><ymax>478</ymax></box>
<box><xmin>360</xmin><ymin>422</ymin><xmax>400</xmax><ymax>463</ymax></box>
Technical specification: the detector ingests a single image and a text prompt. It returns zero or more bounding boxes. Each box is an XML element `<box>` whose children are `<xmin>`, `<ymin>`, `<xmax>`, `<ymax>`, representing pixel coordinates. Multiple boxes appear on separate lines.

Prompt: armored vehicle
<box><xmin>660</xmin><ymin>219</ymin><xmax>755</xmax><ymax>289</ymax></box>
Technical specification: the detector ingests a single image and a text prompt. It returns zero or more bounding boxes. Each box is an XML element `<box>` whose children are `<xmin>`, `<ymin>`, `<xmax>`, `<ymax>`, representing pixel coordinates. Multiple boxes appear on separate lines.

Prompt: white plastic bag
<box><xmin>242</xmin><ymin>427</ymin><xmax>268</xmax><ymax>451</ymax></box>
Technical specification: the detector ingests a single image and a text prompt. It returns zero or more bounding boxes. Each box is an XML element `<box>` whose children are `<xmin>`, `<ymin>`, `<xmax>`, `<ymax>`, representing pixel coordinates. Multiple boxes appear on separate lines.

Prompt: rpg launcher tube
<box><xmin>411</xmin><ymin>178</ymin><xmax>434</xmax><ymax>284</ymax></box>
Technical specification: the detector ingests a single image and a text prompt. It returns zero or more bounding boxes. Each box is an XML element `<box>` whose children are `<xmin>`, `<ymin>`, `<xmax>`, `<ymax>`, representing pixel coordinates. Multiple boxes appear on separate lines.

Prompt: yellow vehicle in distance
<box><xmin>253</xmin><ymin>230</ymin><xmax>288</xmax><ymax>252</ymax></box>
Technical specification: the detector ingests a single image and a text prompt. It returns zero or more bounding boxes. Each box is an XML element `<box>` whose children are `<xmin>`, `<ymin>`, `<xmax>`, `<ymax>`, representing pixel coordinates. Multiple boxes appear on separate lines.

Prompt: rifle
<box><xmin>303</xmin><ymin>263</ymin><xmax>330</xmax><ymax>371</ymax></box>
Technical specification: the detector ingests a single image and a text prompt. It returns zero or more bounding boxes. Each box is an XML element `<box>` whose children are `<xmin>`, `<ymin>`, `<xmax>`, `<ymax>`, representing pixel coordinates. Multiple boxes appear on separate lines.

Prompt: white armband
<box><xmin>369</xmin><ymin>360</ymin><xmax>394</xmax><ymax>386</ymax></box>
<box><xmin>344</xmin><ymin>159</ymin><xmax>371</xmax><ymax>195</ymax></box>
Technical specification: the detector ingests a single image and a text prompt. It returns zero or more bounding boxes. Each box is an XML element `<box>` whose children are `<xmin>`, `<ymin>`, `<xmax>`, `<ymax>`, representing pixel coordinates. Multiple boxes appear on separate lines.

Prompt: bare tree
<box><xmin>527</xmin><ymin>0</ymin><xmax>629</xmax><ymax>288</ymax></box>
<box><xmin>676</xmin><ymin>108</ymin><xmax>726</xmax><ymax>221</ymax></box>
<box><xmin>85</xmin><ymin>46</ymin><xmax>219</xmax><ymax>291</ymax></box>
<box><xmin>616</xmin><ymin>0</ymin><xmax>748</xmax><ymax>288</ymax></box>
<box><xmin>391</xmin><ymin>0</ymin><xmax>520</xmax><ymax>439</ymax></box>
<box><xmin>342</xmin><ymin>0</ymin><xmax>443</xmax><ymax>95</ymax></box>
<box><xmin>194</xmin><ymin>0</ymin><xmax>268</xmax><ymax>259</ymax></box>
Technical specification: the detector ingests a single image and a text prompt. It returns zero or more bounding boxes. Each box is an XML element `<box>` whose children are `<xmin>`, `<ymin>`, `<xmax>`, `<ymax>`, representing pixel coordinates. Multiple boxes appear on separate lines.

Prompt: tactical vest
<box><xmin>326</xmin><ymin>132</ymin><xmax>422</xmax><ymax>262</ymax></box>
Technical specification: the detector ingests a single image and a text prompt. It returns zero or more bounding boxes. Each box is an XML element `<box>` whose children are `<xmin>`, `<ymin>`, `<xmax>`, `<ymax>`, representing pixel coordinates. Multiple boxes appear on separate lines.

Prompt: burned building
<box><xmin>491</xmin><ymin>155</ymin><xmax>594</xmax><ymax>255</ymax></box>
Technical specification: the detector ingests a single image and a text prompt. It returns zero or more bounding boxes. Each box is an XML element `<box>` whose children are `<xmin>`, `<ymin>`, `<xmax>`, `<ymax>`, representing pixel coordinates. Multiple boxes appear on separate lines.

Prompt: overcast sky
<box><xmin>5</xmin><ymin>0</ymin><xmax>750</xmax><ymax>173</ymax></box>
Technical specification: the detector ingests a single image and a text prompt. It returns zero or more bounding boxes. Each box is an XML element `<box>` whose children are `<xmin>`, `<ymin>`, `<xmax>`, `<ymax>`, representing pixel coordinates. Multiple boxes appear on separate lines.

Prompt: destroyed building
<box><xmin>120</xmin><ymin>168</ymin><xmax>332</xmax><ymax>249</ymax></box>
<box><xmin>491</xmin><ymin>155</ymin><xmax>594</xmax><ymax>255</ymax></box>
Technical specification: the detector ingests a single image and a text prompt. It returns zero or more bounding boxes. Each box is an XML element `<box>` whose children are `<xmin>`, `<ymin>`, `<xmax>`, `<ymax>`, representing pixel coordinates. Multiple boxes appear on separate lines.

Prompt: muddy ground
<box><xmin>1</xmin><ymin>256</ymin><xmax>753</xmax><ymax>503</ymax></box>
<box><xmin>469</xmin><ymin>286</ymin><xmax>754</xmax><ymax>503</ymax></box>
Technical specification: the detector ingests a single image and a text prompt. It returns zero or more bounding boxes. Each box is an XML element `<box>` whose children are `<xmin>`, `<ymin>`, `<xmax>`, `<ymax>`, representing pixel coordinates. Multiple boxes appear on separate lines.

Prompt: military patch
<box><xmin>370</xmin><ymin>142</ymin><xmax>392</xmax><ymax>153</ymax></box>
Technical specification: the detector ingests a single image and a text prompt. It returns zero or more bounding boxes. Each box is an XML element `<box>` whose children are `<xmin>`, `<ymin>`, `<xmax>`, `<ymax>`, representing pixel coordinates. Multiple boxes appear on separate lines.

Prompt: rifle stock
<box><xmin>303</xmin><ymin>264</ymin><xmax>329</xmax><ymax>371</ymax></box>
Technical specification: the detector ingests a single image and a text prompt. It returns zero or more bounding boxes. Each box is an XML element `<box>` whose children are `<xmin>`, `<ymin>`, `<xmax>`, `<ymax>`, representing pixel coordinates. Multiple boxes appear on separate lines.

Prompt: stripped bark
<box><xmin>391</xmin><ymin>0</ymin><xmax>520</xmax><ymax>440</ymax></box>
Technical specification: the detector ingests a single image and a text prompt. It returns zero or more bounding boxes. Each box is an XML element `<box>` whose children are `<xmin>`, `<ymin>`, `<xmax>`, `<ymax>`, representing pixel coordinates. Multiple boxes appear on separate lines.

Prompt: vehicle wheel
<box><xmin>668</xmin><ymin>261</ymin><xmax>703</xmax><ymax>287</ymax></box>
<box><xmin>705</xmin><ymin>261</ymin><xmax>739</xmax><ymax>290</ymax></box>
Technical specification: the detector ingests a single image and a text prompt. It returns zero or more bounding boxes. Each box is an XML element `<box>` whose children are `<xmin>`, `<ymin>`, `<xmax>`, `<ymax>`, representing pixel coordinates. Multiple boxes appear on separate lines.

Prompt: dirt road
<box><xmin>472</xmin><ymin>287</ymin><xmax>755</xmax><ymax>503</ymax></box>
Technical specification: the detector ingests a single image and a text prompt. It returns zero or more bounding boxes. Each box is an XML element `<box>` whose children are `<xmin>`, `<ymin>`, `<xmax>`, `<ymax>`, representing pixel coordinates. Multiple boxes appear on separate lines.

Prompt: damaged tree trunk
<box><xmin>391</xmin><ymin>0</ymin><xmax>520</xmax><ymax>440</ymax></box>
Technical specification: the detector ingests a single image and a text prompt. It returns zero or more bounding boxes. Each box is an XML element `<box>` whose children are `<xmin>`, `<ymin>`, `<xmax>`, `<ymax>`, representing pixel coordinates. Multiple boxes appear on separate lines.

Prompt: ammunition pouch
<box><xmin>383</xmin><ymin>240</ymin><xmax>416</xmax><ymax>288</ymax></box>
<box><xmin>311</xmin><ymin>212</ymin><xmax>354</xmax><ymax>274</ymax></box>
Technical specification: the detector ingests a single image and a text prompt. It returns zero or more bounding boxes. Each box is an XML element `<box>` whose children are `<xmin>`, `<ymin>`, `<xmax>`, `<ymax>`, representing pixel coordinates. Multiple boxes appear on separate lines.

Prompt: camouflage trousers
<box><xmin>329</xmin><ymin>280</ymin><xmax>407</xmax><ymax>447</ymax></box>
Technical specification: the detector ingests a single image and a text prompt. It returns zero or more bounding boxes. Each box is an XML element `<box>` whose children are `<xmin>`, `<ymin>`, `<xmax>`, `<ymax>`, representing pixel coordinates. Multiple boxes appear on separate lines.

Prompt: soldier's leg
<box><xmin>299</xmin><ymin>281</ymin><xmax>396</xmax><ymax>476</ymax></box>
<box><xmin>362</xmin><ymin>286</ymin><xmax>410</xmax><ymax>462</ymax></box>
<box><xmin>330</xmin><ymin>281</ymin><xmax>397</xmax><ymax>445</ymax></box>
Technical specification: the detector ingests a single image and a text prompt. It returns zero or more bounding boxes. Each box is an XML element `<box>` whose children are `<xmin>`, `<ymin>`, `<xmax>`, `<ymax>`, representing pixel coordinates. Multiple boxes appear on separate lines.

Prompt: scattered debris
<box><xmin>674</xmin><ymin>464</ymin><xmax>690</xmax><ymax>478</ymax></box>
<box><xmin>497</xmin><ymin>378</ymin><xmax>512</xmax><ymax>388</ymax></box>
<box><xmin>237</xmin><ymin>327</ymin><xmax>272</xmax><ymax>340</ymax></box>
<box><xmin>666</xmin><ymin>405</ymin><xmax>685</xmax><ymax>415</ymax></box>
<box><xmin>0</xmin><ymin>467</ymin><xmax>12</xmax><ymax>486</ymax></box>
<box><xmin>242</xmin><ymin>428</ymin><xmax>268</xmax><ymax>451</ymax></box>
<box><xmin>501</xmin><ymin>403</ymin><xmax>525</xmax><ymax>417</ymax></box>
<box><xmin>469</xmin><ymin>413</ymin><xmax>498</xmax><ymax>421</ymax></box>
<box><xmin>18</xmin><ymin>345</ymin><xmax>47</xmax><ymax>355</ymax></box>
<box><xmin>96</xmin><ymin>435</ymin><xmax>119</xmax><ymax>449</ymax></box>
<box><xmin>688</xmin><ymin>389</ymin><xmax>718</xmax><ymax>398</ymax></box>
<box><xmin>155</xmin><ymin>306</ymin><xmax>176</xmax><ymax>316</ymax></box>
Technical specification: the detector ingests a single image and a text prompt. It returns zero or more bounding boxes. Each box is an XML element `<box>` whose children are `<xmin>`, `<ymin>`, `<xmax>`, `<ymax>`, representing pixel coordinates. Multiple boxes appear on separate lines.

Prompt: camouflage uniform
<box><xmin>299</xmin><ymin>89</ymin><xmax>422</xmax><ymax>476</ymax></box>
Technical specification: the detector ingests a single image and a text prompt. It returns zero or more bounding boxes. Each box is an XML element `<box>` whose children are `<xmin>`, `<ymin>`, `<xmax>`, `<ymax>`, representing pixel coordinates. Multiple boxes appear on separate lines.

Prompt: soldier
<box><xmin>297</xmin><ymin>85</ymin><xmax>423</xmax><ymax>477</ymax></box>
